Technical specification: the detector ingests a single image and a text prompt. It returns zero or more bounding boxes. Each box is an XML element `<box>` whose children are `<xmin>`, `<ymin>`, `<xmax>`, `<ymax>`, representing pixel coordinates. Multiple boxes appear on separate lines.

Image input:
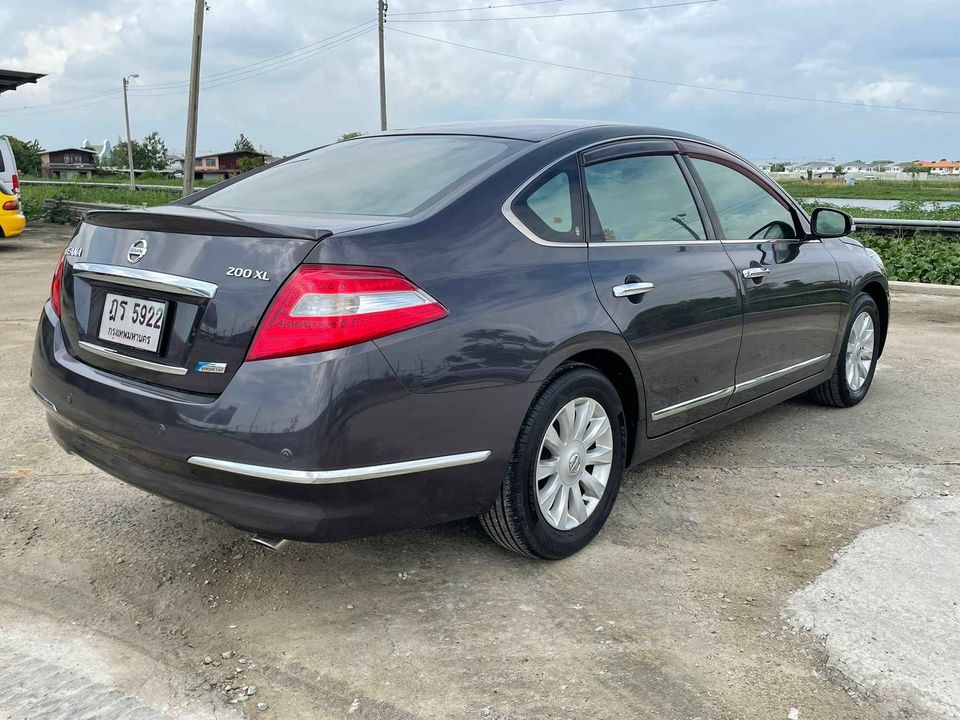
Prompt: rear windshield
<box><xmin>193</xmin><ymin>135</ymin><xmax>524</xmax><ymax>217</ymax></box>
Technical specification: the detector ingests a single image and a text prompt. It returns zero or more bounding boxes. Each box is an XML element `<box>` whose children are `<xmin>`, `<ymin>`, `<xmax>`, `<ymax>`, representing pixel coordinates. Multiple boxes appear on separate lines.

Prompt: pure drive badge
<box><xmin>195</xmin><ymin>362</ymin><xmax>227</xmax><ymax>374</ymax></box>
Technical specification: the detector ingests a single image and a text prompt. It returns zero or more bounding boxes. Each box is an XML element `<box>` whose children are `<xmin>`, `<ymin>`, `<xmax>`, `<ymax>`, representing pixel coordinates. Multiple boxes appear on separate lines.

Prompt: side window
<box><xmin>583</xmin><ymin>154</ymin><xmax>705</xmax><ymax>243</ymax></box>
<box><xmin>511</xmin><ymin>158</ymin><xmax>582</xmax><ymax>243</ymax></box>
<box><xmin>691</xmin><ymin>158</ymin><xmax>797</xmax><ymax>240</ymax></box>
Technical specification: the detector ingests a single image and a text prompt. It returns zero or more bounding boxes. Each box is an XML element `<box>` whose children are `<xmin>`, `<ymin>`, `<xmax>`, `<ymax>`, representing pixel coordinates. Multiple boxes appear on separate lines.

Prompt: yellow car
<box><xmin>0</xmin><ymin>182</ymin><xmax>25</xmax><ymax>238</ymax></box>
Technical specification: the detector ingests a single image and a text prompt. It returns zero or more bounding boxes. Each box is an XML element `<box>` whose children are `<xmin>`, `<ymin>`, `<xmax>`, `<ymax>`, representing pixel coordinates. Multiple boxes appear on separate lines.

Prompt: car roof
<box><xmin>383</xmin><ymin>119</ymin><xmax>606</xmax><ymax>141</ymax></box>
<box><xmin>382</xmin><ymin>119</ymin><xmax>712</xmax><ymax>144</ymax></box>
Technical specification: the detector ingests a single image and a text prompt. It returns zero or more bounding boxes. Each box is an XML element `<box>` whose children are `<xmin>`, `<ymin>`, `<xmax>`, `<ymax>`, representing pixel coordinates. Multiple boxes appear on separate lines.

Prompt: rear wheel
<box><xmin>480</xmin><ymin>365</ymin><xmax>626</xmax><ymax>559</ymax></box>
<box><xmin>809</xmin><ymin>292</ymin><xmax>879</xmax><ymax>408</ymax></box>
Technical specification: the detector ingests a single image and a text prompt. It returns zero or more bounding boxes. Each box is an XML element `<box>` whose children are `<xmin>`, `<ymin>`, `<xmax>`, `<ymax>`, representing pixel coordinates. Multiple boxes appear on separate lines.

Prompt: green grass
<box><xmin>20</xmin><ymin>174</ymin><xmax>218</xmax><ymax>188</ymax></box>
<box><xmin>780</xmin><ymin>178</ymin><xmax>960</xmax><ymax>202</ymax></box>
<box><xmin>858</xmin><ymin>232</ymin><xmax>960</xmax><ymax>285</ymax></box>
<box><xmin>20</xmin><ymin>184</ymin><xmax>175</xmax><ymax>221</ymax></box>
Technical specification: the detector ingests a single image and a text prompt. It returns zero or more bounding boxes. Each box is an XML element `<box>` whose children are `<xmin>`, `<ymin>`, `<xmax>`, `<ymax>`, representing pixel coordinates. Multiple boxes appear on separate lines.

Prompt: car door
<box><xmin>680</xmin><ymin>143</ymin><xmax>842</xmax><ymax>404</ymax></box>
<box><xmin>582</xmin><ymin>139</ymin><xmax>743</xmax><ymax>436</ymax></box>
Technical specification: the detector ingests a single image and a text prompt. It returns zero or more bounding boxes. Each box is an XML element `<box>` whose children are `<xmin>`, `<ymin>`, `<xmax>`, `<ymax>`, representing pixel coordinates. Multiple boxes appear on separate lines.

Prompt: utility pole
<box><xmin>122</xmin><ymin>74</ymin><xmax>139</xmax><ymax>189</ymax></box>
<box><xmin>183</xmin><ymin>0</ymin><xmax>206</xmax><ymax>197</ymax></box>
<box><xmin>378</xmin><ymin>0</ymin><xmax>388</xmax><ymax>131</ymax></box>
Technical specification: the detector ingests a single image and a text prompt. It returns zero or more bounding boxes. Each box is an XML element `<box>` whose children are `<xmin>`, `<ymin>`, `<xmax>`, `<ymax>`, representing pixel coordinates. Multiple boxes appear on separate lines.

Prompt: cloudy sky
<box><xmin>0</xmin><ymin>0</ymin><xmax>957</xmax><ymax>161</ymax></box>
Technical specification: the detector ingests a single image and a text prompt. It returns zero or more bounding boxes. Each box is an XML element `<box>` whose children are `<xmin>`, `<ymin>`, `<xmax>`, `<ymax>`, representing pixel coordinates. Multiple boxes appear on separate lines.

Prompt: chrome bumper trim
<box><xmin>187</xmin><ymin>450</ymin><xmax>493</xmax><ymax>485</ymax></box>
<box><xmin>72</xmin><ymin>262</ymin><xmax>218</xmax><ymax>299</ymax></box>
<box><xmin>79</xmin><ymin>341</ymin><xmax>189</xmax><ymax>376</ymax></box>
<box><xmin>31</xmin><ymin>386</ymin><xmax>58</xmax><ymax>413</ymax></box>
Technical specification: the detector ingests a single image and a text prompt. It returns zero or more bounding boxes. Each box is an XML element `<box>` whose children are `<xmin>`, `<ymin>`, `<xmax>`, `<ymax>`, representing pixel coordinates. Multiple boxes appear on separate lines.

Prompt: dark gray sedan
<box><xmin>30</xmin><ymin>121</ymin><xmax>888</xmax><ymax>558</ymax></box>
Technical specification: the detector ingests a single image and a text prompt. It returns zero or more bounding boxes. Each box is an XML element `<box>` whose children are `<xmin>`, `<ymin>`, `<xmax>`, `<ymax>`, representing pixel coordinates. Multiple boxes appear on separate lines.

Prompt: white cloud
<box><xmin>0</xmin><ymin>0</ymin><xmax>957</xmax><ymax>161</ymax></box>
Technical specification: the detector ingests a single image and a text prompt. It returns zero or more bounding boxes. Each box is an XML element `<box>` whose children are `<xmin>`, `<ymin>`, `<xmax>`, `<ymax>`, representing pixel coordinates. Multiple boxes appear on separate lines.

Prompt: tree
<box><xmin>239</xmin><ymin>156</ymin><xmax>265</xmax><ymax>173</ymax></box>
<box><xmin>769</xmin><ymin>162</ymin><xmax>786</xmax><ymax>173</ymax></box>
<box><xmin>834</xmin><ymin>164</ymin><xmax>844</xmax><ymax>174</ymax></box>
<box><xmin>234</xmin><ymin>133</ymin><xmax>256</xmax><ymax>152</ymax></box>
<box><xmin>904</xmin><ymin>164</ymin><xmax>928</xmax><ymax>176</ymax></box>
<box><xmin>6</xmin><ymin>136</ymin><xmax>42</xmax><ymax>176</ymax></box>
<box><xmin>337</xmin><ymin>131</ymin><xmax>365</xmax><ymax>142</ymax></box>
<box><xmin>109</xmin><ymin>140</ymin><xmax>150</xmax><ymax>171</ymax></box>
<box><xmin>141</xmin><ymin>131</ymin><xmax>169</xmax><ymax>172</ymax></box>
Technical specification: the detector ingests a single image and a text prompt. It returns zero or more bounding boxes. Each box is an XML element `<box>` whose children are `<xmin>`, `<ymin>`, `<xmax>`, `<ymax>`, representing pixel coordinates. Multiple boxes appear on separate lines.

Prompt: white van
<box><xmin>0</xmin><ymin>136</ymin><xmax>19</xmax><ymax>196</ymax></box>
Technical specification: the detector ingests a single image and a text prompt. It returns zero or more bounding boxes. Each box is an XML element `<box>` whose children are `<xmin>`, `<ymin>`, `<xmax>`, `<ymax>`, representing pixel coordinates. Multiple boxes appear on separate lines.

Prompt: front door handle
<box><xmin>742</xmin><ymin>267</ymin><xmax>770</xmax><ymax>279</ymax></box>
<box><xmin>612</xmin><ymin>281</ymin><xmax>655</xmax><ymax>298</ymax></box>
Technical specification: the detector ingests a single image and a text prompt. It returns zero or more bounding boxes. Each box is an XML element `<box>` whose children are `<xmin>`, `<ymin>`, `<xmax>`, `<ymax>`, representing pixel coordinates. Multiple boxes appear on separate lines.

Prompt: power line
<box><xmin>132</xmin><ymin>27</ymin><xmax>375</xmax><ymax>98</ymax></box>
<box><xmin>392</xmin><ymin>0</ymin><xmax>717</xmax><ymax>22</ymax></box>
<box><xmin>136</xmin><ymin>21</ymin><xmax>376</xmax><ymax>91</ymax></box>
<box><xmin>0</xmin><ymin>88</ymin><xmax>122</xmax><ymax>114</ymax></box>
<box><xmin>391</xmin><ymin>0</ymin><xmax>565</xmax><ymax>16</ymax></box>
<box><xmin>390</xmin><ymin>27</ymin><xmax>960</xmax><ymax>116</ymax></box>
<box><xmin>0</xmin><ymin>21</ymin><xmax>374</xmax><ymax>115</ymax></box>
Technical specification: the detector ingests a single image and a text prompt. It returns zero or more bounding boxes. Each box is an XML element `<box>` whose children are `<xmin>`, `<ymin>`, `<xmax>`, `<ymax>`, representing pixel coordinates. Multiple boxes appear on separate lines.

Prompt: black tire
<box><xmin>480</xmin><ymin>364</ymin><xmax>627</xmax><ymax>559</ymax></box>
<box><xmin>808</xmin><ymin>292</ymin><xmax>879</xmax><ymax>408</ymax></box>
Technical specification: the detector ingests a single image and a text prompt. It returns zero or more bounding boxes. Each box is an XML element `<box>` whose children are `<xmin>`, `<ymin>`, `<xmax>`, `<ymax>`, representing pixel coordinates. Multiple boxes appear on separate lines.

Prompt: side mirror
<box><xmin>810</xmin><ymin>207</ymin><xmax>853</xmax><ymax>238</ymax></box>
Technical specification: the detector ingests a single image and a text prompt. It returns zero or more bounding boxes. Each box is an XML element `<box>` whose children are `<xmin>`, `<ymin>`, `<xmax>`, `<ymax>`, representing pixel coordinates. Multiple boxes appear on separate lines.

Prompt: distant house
<box><xmin>920</xmin><ymin>159</ymin><xmax>960</xmax><ymax>176</ymax></box>
<box><xmin>884</xmin><ymin>161</ymin><xmax>920</xmax><ymax>174</ymax></box>
<box><xmin>789</xmin><ymin>161</ymin><xmax>836</xmax><ymax>176</ymax></box>
<box><xmin>40</xmin><ymin>147</ymin><xmax>96</xmax><ymax>179</ymax></box>
<box><xmin>842</xmin><ymin>161</ymin><xmax>871</xmax><ymax>174</ymax></box>
<box><xmin>193</xmin><ymin>150</ymin><xmax>270</xmax><ymax>181</ymax></box>
<box><xmin>163</xmin><ymin>154</ymin><xmax>185</xmax><ymax>177</ymax></box>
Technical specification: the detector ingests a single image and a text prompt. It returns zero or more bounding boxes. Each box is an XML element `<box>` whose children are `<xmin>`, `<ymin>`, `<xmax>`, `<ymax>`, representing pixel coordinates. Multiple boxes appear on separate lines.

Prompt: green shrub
<box><xmin>45</xmin><ymin>195</ymin><xmax>74</xmax><ymax>224</ymax></box>
<box><xmin>857</xmin><ymin>232</ymin><xmax>960</xmax><ymax>285</ymax></box>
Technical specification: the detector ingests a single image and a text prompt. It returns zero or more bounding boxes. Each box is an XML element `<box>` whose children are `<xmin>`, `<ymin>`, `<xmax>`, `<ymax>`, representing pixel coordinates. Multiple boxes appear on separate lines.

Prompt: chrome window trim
<box><xmin>79</xmin><ymin>340</ymin><xmax>189</xmax><ymax>376</ymax></box>
<box><xmin>588</xmin><ymin>240</ymin><xmax>721</xmax><ymax>247</ymax></box>
<box><xmin>501</xmin><ymin>133</ymin><xmax>782</xmax><ymax>248</ymax></box>
<box><xmin>721</xmin><ymin>238</ymin><xmax>822</xmax><ymax>245</ymax></box>
<box><xmin>649</xmin><ymin>353</ymin><xmax>832</xmax><ymax>421</ymax></box>
<box><xmin>187</xmin><ymin>450</ymin><xmax>493</xmax><ymax>485</ymax></box>
<box><xmin>72</xmin><ymin>262</ymin><xmax>218</xmax><ymax>299</ymax></box>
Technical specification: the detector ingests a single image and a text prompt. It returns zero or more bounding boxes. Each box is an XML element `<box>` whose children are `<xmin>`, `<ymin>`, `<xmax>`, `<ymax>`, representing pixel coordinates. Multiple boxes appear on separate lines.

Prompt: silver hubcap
<box><xmin>845</xmin><ymin>311</ymin><xmax>875</xmax><ymax>392</ymax></box>
<box><xmin>536</xmin><ymin>397</ymin><xmax>614</xmax><ymax>531</ymax></box>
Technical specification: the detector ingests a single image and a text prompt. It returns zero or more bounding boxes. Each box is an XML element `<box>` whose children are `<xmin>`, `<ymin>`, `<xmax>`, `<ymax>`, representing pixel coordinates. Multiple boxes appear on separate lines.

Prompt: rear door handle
<box><xmin>612</xmin><ymin>282</ymin><xmax>655</xmax><ymax>298</ymax></box>
<box><xmin>741</xmin><ymin>267</ymin><xmax>770</xmax><ymax>279</ymax></box>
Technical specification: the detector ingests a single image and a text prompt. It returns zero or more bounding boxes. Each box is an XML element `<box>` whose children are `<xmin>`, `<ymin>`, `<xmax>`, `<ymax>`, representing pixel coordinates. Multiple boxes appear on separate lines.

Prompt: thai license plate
<box><xmin>98</xmin><ymin>292</ymin><xmax>167</xmax><ymax>353</ymax></box>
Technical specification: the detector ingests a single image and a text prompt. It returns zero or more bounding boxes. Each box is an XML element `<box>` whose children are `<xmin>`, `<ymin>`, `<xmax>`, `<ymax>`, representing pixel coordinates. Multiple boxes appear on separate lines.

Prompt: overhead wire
<box><xmin>391</xmin><ymin>0</ymin><xmax>717</xmax><ymax>22</ymax></box>
<box><xmin>389</xmin><ymin>27</ymin><xmax>960</xmax><ymax>116</ymax></box>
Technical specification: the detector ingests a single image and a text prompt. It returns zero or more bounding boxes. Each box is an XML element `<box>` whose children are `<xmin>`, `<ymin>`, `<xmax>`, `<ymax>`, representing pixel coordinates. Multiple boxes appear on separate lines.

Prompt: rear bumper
<box><xmin>0</xmin><ymin>212</ymin><xmax>25</xmax><ymax>237</ymax></box>
<box><xmin>30</xmin><ymin>303</ymin><xmax>534</xmax><ymax>542</ymax></box>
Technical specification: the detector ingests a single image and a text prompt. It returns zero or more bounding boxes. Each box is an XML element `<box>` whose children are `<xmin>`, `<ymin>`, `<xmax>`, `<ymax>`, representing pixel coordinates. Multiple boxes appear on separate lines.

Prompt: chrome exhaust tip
<box><xmin>250</xmin><ymin>534</ymin><xmax>290</xmax><ymax>552</ymax></box>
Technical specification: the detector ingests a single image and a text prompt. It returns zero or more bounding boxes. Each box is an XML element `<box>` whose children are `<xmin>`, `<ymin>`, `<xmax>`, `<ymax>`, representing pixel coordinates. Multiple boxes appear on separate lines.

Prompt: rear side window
<box><xmin>194</xmin><ymin>135</ymin><xmax>524</xmax><ymax>217</ymax></box>
<box><xmin>510</xmin><ymin>157</ymin><xmax>582</xmax><ymax>243</ymax></box>
<box><xmin>584</xmin><ymin>154</ymin><xmax>705</xmax><ymax>242</ymax></box>
<box><xmin>691</xmin><ymin>158</ymin><xmax>797</xmax><ymax>240</ymax></box>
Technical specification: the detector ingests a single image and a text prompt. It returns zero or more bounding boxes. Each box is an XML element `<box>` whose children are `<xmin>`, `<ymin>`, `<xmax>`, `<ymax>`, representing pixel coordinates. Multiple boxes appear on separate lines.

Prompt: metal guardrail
<box><xmin>23</xmin><ymin>180</ymin><xmax>185</xmax><ymax>192</ymax></box>
<box><xmin>853</xmin><ymin>217</ymin><xmax>960</xmax><ymax>235</ymax></box>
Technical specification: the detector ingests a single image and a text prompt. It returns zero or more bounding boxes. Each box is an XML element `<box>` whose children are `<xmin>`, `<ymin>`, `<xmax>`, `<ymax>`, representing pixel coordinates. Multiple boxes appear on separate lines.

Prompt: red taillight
<box><xmin>2</xmin><ymin>199</ymin><xmax>19</xmax><ymax>211</ymax></box>
<box><xmin>50</xmin><ymin>250</ymin><xmax>66</xmax><ymax>317</ymax></box>
<box><xmin>246</xmin><ymin>265</ymin><xmax>448</xmax><ymax>361</ymax></box>
<box><xmin>11</xmin><ymin>174</ymin><xmax>19</xmax><ymax>193</ymax></box>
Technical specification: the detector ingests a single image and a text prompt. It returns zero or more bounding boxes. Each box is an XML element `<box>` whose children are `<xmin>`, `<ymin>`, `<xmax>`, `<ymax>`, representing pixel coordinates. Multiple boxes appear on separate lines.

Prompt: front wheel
<box><xmin>480</xmin><ymin>366</ymin><xmax>626</xmax><ymax>559</ymax></box>
<box><xmin>809</xmin><ymin>292</ymin><xmax>879</xmax><ymax>408</ymax></box>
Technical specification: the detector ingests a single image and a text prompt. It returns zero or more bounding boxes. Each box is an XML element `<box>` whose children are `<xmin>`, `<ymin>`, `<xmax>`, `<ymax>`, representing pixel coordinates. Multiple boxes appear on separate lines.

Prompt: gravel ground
<box><xmin>1</xmin><ymin>224</ymin><xmax>958</xmax><ymax>719</ymax></box>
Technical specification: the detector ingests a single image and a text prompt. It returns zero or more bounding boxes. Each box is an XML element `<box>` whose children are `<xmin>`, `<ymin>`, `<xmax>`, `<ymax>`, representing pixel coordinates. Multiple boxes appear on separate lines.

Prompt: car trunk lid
<box><xmin>58</xmin><ymin>206</ymin><xmax>396</xmax><ymax>394</ymax></box>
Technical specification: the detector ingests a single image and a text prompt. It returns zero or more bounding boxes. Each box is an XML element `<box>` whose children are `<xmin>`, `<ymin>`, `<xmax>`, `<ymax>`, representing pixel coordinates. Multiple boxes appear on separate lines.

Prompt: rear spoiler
<box><xmin>83</xmin><ymin>209</ymin><xmax>333</xmax><ymax>242</ymax></box>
